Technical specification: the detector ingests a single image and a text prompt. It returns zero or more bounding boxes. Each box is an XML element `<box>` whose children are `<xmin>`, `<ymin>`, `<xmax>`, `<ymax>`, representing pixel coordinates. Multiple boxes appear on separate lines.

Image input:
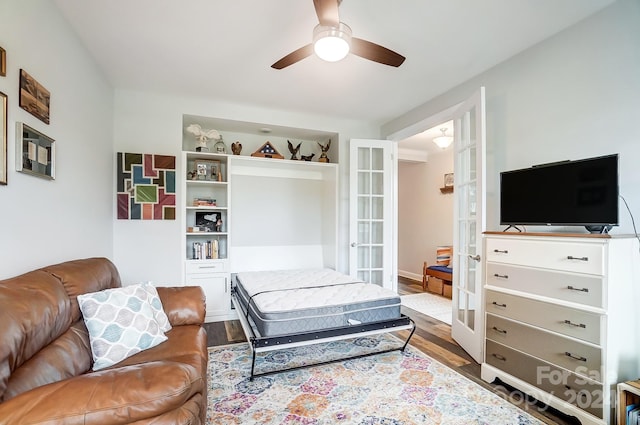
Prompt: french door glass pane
<box><xmin>371</xmin><ymin>222</ymin><xmax>383</xmax><ymax>244</ymax></box>
<box><xmin>469</xmin><ymin>221</ymin><xmax>477</xmax><ymax>253</ymax></box>
<box><xmin>358</xmin><ymin>148</ymin><xmax>370</xmax><ymax>170</ymax></box>
<box><xmin>372</xmin><ymin>148</ymin><xmax>383</xmax><ymax>170</ymax></box>
<box><xmin>358</xmin><ymin>270</ymin><xmax>369</xmax><ymax>282</ymax></box>
<box><xmin>468</xmin><ymin>293</ymin><xmax>476</xmax><ymax>331</ymax></box>
<box><xmin>358</xmin><ymin>197</ymin><xmax>370</xmax><ymax>219</ymax></box>
<box><xmin>370</xmin><ymin>270</ymin><xmax>383</xmax><ymax>286</ymax></box>
<box><xmin>469</xmin><ymin>145</ymin><xmax>477</xmax><ymax>181</ymax></box>
<box><xmin>357</xmin><ymin>246</ymin><xmax>370</xmax><ymax>268</ymax></box>
<box><xmin>371</xmin><ymin>246</ymin><xmax>383</xmax><ymax>268</ymax></box>
<box><xmin>372</xmin><ymin>172</ymin><xmax>383</xmax><ymax>195</ymax></box>
<box><xmin>457</xmin><ymin>291</ymin><xmax>466</xmax><ymax>322</ymax></box>
<box><xmin>467</xmin><ymin>265</ymin><xmax>476</xmax><ymax>293</ymax></box>
<box><xmin>358</xmin><ymin>172</ymin><xmax>370</xmax><ymax>194</ymax></box>
<box><xmin>469</xmin><ymin>107</ymin><xmax>476</xmax><ymax>144</ymax></box>
<box><xmin>357</xmin><ymin>222</ymin><xmax>370</xmax><ymax>244</ymax></box>
<box><xmin>372</xmin><ymin>197</ymin><xmax>383</xmax><ymax>219</ymax></box>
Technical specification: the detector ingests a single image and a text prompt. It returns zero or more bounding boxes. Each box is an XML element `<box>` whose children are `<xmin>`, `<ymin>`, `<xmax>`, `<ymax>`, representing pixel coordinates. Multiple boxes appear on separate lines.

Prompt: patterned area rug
<box><xmin>207</xmin><ymin>334</ymin><xmax>542</xmax><ymax>424</ymax></box>
<box><xmin>401</xmin><ymin>293</ymin><xmax>452</xmax><ymax>325</ymax></box>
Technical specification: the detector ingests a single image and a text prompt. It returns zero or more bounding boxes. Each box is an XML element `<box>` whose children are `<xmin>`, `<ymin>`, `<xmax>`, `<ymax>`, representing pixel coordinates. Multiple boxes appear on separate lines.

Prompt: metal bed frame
<box><xmin>230</xmin><ymin>283</ymin><xmax>416</xmax><ymax>381</ymax></box>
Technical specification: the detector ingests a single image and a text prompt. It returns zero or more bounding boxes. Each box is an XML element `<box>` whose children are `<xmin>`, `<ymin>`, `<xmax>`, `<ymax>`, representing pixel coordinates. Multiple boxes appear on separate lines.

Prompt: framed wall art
<box><xmin>0</xmin><ymin>91</ymin><xmax>7</xmax><ymax>184</ymax></box>
<box><xmin>16</xmin><ymin>122</ymin><xmax>55</xmax><ymax>180</ymax></box>
<box><xmin>19</xmin><ymin>69</ymin><xmax>50</xmax><ymax>124</ymax></box>
<box><xmin>116</xmin><ymin>152</ymin><xmax>176</xmax><ymax>220</ymax></box>
<box><xmin>444</xmin><ymin>173</ymin><xmax>454</xmax><ymax>187</ymax></box>
<box><xmin>0</xmin><ymin>46</ymin><xmax>6</xmax><ymax>77</ymax></box>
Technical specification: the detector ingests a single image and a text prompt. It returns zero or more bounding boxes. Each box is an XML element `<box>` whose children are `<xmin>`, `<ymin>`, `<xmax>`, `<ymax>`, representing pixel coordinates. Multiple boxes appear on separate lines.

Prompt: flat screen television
<box><xmin>500</xmin><ymin>154</ymin><xmax>619</xmax><ymax>232</ymax></box>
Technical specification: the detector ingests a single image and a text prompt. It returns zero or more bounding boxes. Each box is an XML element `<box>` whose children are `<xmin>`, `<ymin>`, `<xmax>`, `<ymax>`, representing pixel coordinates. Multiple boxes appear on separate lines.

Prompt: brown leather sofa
<box><xmin>0</xmin><ymin>258</ymin><xmax>208</xmax><ymax>424</ymax></box>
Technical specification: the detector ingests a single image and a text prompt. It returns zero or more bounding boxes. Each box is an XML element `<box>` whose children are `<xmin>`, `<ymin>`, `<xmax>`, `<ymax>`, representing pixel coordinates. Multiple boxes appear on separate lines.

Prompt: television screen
<box><xmin>500</xmin><ymin>154</ymin><xmax>619</xmax><ymax>227</ymax></box>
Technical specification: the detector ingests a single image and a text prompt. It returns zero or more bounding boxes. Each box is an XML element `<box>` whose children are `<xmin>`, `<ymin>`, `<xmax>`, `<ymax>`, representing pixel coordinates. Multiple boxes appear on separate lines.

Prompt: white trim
<box><xmin>385</xmin><ymin>103</ymin><xmax>462</xmax><ymax>142</ymax></box>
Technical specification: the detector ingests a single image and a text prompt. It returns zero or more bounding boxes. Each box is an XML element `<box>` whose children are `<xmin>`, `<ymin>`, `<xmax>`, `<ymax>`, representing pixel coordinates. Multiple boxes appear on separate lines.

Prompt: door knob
<box><xmin>350</xmin><ymin>242</ymin><xmax>361</xmax><ymax>247</ymax></box>
<box><xmin>468</xmin><ymin>254</ymin><xmax>481</xmax><ymax>262</ymax></box>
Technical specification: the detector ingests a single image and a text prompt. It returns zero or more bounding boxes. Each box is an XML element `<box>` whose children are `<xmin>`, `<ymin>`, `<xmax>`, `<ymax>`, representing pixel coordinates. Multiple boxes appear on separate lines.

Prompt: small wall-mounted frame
<box><xmin>19</xmin><ymin>69</ymin><xmax>50</xmax><ymax>125</ymax></box>
<box><xmin>0</xmin><ymin>46</ymin><xmax>6</xmax><ymax>77</ymax></box>
<box><xmin>16</xmin><ymin>122</ymin><xmax>55</xmax><ymax>180</ymax></box>
<box><xmin>444</xmin><ymin>173</ymin><xmax>454</xmax><ymax>187</ymax></box>
<box><xmin>1</xmin><ymin>91</ymin><xmax>7</xmax><ymax>185</ymax></box>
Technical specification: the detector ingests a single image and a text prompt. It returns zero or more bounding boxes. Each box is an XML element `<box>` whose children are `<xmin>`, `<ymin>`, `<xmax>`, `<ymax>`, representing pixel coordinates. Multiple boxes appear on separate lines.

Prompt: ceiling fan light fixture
<box><xmin>433</xmin><ymin>128</ymin><xmax>453</xmax><ymax>149</ymax></box>
<box><xmin>313</xmin><ymin>23</ymin><xmax>352</xmax><ymax>62</ymax></box>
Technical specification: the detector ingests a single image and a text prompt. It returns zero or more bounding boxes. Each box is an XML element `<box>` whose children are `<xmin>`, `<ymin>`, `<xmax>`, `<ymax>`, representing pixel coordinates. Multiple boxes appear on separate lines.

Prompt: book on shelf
<box><xmin>192</xmin><ymin>240</ymin><xmax>219</xmax><ymax>260</ymax></box>
<box><xmin>193</xmin><ymin>197</ymin><xmax>216</xmax><ymax>207</ymax></box>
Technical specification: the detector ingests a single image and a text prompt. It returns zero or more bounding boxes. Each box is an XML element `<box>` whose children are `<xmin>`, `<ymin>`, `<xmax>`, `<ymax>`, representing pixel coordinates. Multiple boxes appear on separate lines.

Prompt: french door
<box><xmin>349</xmin><ymin>139</ymin><xmax>395</xmax><ymax>291</ymax></box>
<box><xmin>451</xmin><ymin>87</ymin><xmax>486</xmax><ymax>364</ymax></box>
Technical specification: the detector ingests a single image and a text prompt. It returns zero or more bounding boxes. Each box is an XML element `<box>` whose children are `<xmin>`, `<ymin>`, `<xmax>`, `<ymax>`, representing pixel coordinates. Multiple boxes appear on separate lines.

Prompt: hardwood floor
<box><xmin>204</xmin><ymin>277</ymin><xmax>580</xmax><ymax>425</ymax></box>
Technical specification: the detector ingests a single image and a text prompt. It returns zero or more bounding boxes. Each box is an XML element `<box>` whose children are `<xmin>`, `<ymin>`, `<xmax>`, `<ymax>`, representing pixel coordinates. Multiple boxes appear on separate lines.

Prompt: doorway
<box><xmin>387</xmin><ymin>88</ymin><xmax>487</xmax><ymax>364</ymax></box>
<box><xmin>396</xmin><ymin>122</ymin><xmax>454</xmax><ymax>323</ymax></box>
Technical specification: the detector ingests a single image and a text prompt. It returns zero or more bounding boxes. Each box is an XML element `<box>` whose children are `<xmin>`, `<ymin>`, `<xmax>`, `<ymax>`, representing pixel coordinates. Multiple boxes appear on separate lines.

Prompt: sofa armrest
<box><xmin>0</xmin><ymin>361</ymin><xmax>202</xmax><ymax>424</ymax></box>
<box><xmin>157</xmin><ymin>286</ymin><xmax>206</xmax><ymax>326</ymax></box>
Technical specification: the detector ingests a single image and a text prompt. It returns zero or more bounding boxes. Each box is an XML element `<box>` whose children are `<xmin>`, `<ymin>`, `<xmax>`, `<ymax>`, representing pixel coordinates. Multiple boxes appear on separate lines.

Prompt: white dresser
<box><xmin>481</xmin><ymin>232</ymin><xmax>640</xmax><ymax>425</ymax></box>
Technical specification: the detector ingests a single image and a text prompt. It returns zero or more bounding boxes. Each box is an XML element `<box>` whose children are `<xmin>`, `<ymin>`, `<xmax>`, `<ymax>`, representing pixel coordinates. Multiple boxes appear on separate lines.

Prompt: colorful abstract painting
<box><xmin>116</xmin><ymin>152</ymin><xmax>176</xmax><ymax>220</ymax></box>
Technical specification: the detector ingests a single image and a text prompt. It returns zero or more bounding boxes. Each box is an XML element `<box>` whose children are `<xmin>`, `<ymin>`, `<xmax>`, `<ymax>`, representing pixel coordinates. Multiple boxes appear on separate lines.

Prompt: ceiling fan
<box><xmin>271</xmin><ymin>0</ymin><xmax>405</xmax><ymax>69</ymax></box>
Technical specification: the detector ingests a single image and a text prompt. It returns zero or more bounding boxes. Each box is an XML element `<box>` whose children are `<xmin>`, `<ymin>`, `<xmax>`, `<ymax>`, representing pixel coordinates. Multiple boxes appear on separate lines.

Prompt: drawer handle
<box><xmin>492</xmin><ymin>326</ymin><xmax>507</xmax><ymax>334</ymax></box>
<box><xmin>563</xmin><ymin>319</ymin><xmax>586</xmax><ymax>329</ymax></box>
<box><xmin>493</xmin><ymin>249</ymin><xmax>509</xmax><ymax>254</ymax></box>
<box><xmin>567</xmin><ymin>285</ymin><xmax>589</xmax><ymax>293</ymax></box>
<box><xmin>564</xmin><ymin>352</ymin><xmax>587</xmax><ymax>362</ymax></box>
<box><xmin>198</xmin><ymin>266</ymin><xmax>219</xmax><ymax>269</ymax></box>
<box><xmin>567</xmin><ymin>255</ymin><xmax>589</xmax><ymax>261</ymax></box>
<box><xmin>491</xmin><ymin>301</ymin><xmax>507</xmax><ymax>308</ymax></box>
<box><xmin>491</xmin><ymin>353</ymin><xmax>507</xmax><ymax>361</ymax></box>
<box><xmin>493</xmin><ymin>273</ymin><xmax>509</xmax><ymax>279</ymax></box>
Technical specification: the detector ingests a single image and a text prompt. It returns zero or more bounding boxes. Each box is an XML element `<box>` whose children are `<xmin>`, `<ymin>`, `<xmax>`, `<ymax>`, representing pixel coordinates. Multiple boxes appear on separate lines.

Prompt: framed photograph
<box><xmin>0</xmin><ymin>91</ymin><xmax>6</xmax><ymax>185</ymax></box>
<box><xmin>195</xmin><ymin>211</ymin><xmax>222</xmax><ymax>232</ymax></box>
<box><xmin>0</xmin><ymin>46</ymin><xmax>6</xmax><ymax>77</ymax></box>
<box><xmin>16</xmin><ymin>122</ymin><xmax>55</xmax><ymax>180</ymax></box>
<box><xmin>19</xmin><ymin>69</ymin><xmax>50</xmax><ymax>125</ymax></box>
<box><xmin>444</xmin><ymin>173</ymin><xmax>454</xmax><ymax>187</ymax></box>
<box><xmin>193</xmin><ymin>159</ymin><xmax>221</xmax><ymax>181</ymax></box>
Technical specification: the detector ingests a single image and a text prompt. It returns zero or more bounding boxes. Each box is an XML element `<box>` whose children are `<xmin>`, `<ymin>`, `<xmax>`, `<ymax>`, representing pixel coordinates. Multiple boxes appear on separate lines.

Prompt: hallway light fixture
<box><xmin>433</xmin><ymin>128</ymin><xmax>453</xmax><ymax>149</ymax></box>
<box><xmin>313</xmin><ymin>23</ymin><xmax>352</xmax><ymax>62</ymax></box>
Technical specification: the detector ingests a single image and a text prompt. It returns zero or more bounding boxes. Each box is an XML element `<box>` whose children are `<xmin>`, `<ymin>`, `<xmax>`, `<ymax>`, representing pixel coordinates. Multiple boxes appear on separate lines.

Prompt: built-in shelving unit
<box><xmin>181</xmin><ymin>115</ymin><xmax>339</xmax><ymax>322</ymax></box>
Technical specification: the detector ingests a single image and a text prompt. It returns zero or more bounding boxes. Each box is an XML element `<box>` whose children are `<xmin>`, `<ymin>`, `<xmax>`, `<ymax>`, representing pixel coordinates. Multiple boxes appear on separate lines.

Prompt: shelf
<box><xmin>440</xmin><ymin>186</ymin><xmax>454</xmax><ymax>194</ymax></box>
<box><xmin>186</xmin><ymin>232</ymin><xmax>228</xmax><ymax>236</ymax></box>
<box><xmin>230</xmin><ymin>155</ymin><xmax>337</xmax><ymax>180</ymax></box>
<box><xmin>186</xmin><ymin>179</ymin><xmax>227</xmax><ymax>185</ymax></box>
<box><xmin>186</xmin><ymin>206</ymin><xmax>228</xmax><ymax>210</ymax></box>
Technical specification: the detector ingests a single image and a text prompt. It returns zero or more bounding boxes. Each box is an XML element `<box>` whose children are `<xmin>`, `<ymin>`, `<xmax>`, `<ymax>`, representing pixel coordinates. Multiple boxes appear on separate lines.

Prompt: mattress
<box><xmin>234</xmin><ymin>268</ymin><xmax>402</xmax><ymax>337</ymax></box>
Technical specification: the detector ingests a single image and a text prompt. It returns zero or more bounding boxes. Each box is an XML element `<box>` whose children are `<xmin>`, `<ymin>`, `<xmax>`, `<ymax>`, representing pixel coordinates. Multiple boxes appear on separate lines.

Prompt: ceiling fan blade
<box><xmin>351</xmin><ymin>37</ymin><xmax>406</xmax><ymax>67</ymax></box>
<box><xmin>271</xmin><ymin>44</ymin><xmax>314</xmax><ymax>69</ymax></box>
<box><xmin>313</xmin><ymin>0</ymin><xmax>340</xmax><ymax>27</ymax></box>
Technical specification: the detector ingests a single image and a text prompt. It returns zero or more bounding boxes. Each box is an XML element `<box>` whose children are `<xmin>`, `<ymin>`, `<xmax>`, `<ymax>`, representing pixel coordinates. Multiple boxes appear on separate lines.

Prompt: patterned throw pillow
<box><xmin>436</xmin><ymin>246</ymin><xmax>452</xmax><ymax>266</ymax></box>
<box><xmin>142</xmin><ymin>282</ymin><xmax>172</xmax><ymax>332</ymax></box>
<box><xmin>78</xmin><ymin>285</ymin><xmax>168</xmax><ymax>371</ymax></box>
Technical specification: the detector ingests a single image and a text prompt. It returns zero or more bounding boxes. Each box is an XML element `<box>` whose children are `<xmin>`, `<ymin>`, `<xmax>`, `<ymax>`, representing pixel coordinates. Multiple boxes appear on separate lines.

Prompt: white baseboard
<box><xmin>398</xmin><ymin>269</ymin><xmax>422</xmax><ymax>282</ymax></box>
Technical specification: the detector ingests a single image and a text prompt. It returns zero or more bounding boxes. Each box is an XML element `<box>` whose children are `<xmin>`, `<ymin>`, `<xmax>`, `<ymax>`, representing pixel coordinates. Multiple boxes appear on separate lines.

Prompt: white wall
<box><xmin>0</xmin><ymin>0</ymin><xmax>114</xmax><ymax>278</ymax></box>
<box><xmin>382</xmin><ymin>0</ymin><xmax>640</xmax><ymax>235</ymax></box>
<box><xmin>398</xmin><ymin>151</ymin><xmax>454</xmax><ymax>280</ymax></box>
<box><xmin>112</xmin><ymin>89</ymin><xmax>379</xmax><ymax>285</ymax></box>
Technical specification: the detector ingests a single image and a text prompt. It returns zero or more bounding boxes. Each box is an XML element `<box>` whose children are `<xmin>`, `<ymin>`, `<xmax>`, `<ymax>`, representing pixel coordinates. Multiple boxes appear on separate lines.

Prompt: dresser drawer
<box><xmin>486</xmin><ymin>314</ymin><xmax>602</xmax><ymax>379</ymax></box>
<box><xmin>486</xmin><ymin>237</ymin><xmax>604</xmax><ymax>275</ymax></box>
<box><xmin>486</xmin><ymin>263</ymin><xmax>604</xmax><ymax>309</ymax></box>
<box><xmin>485</xmin><ymin>290</ymin><xmax>602</xmax><ymax>344</ymax></box>
<box><xmin>185</xmin><ymin>260</ymin><xmax>227</xmax><ymax>274</ymax></box>
<box><xmin>486</xmin><ymin>340</ymin><xmax>603</xmax><ymax>418</ymax></box>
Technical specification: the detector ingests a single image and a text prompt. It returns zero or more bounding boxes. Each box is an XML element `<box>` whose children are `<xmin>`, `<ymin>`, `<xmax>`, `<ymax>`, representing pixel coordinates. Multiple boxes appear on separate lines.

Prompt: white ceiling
<box><xmin>53</xmin><ymin>0</ymin><xmax>613</xmax><ymax>151</ymax></box>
